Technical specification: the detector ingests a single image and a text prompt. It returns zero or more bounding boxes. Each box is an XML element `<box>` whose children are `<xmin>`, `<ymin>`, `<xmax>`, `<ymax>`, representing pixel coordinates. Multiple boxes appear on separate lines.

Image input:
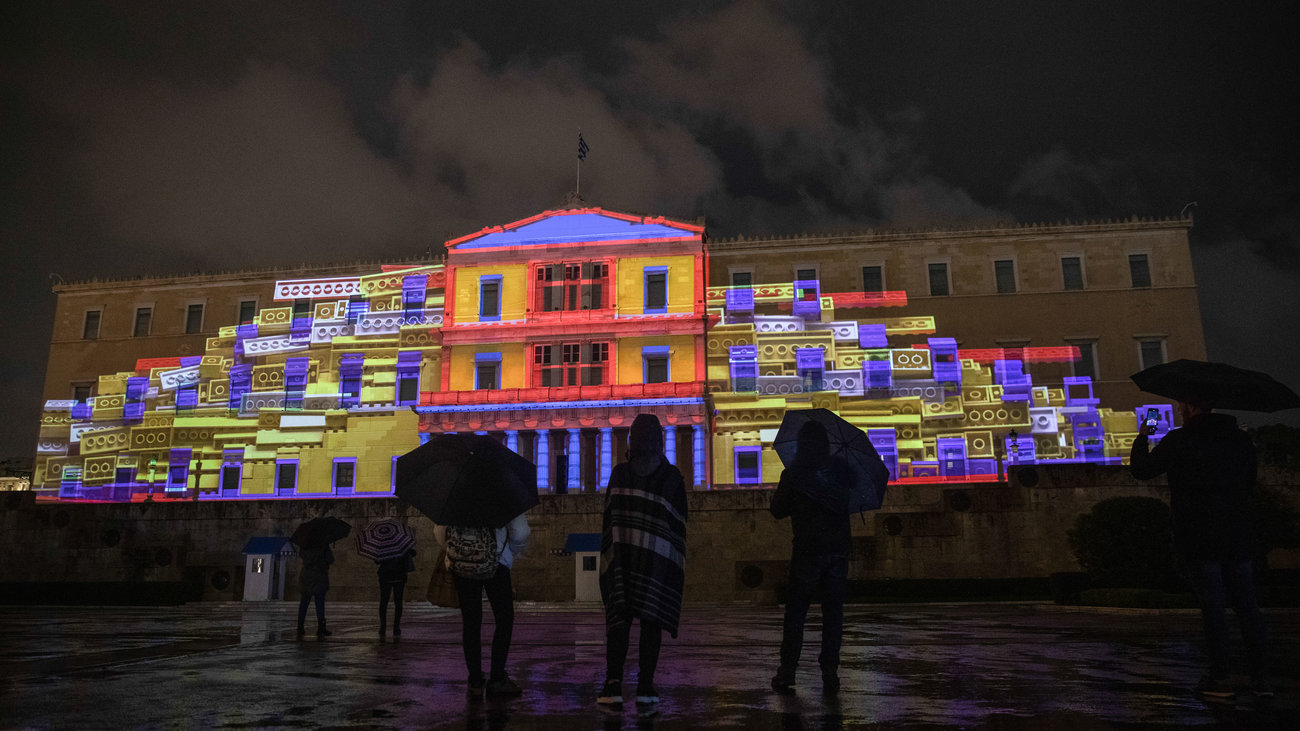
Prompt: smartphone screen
<box><xmin>1143</xmin><ymin>407</ymin><xmax>1160</xmax><ymax>428</ymax></box>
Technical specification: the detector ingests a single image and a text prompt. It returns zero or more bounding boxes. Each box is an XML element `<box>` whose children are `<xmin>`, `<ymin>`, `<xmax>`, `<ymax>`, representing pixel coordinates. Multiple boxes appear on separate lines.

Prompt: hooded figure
<box><xmin>596</xmin><ymin>413</ymin><xmax>688</xmax><ymax>708</ymax></box>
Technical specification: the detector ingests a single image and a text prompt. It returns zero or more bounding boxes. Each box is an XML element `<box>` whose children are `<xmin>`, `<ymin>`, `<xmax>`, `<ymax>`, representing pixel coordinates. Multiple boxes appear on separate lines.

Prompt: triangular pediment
<box><xmin>446</xmin><ymin>207</ymin><xmax>703</xmax><ymax>250</ymax></box>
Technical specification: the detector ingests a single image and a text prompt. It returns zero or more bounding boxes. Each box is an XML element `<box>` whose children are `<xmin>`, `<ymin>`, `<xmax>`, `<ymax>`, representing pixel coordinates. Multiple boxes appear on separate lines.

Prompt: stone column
<box><xmin>505</xmin><ymin>430</ymin><xmax>519</xmax><ymax>454</ymax></box>
<box><xmin>663</xmin><ymin>425</ymin><xmax>677</xmax><ymax>465</ymax></box>
<box><xmin>567</xmin><ymin>428</ymin><xmax>582</xmax><ymax>492</ymax></box>
<box><xmin>599</xmin><ymin>427</ymin><xmax>613</xmax><ymax>489</ymax></box>
<box><xmin>535</xmin><ymin>429</ymin><xmax>550</xmax><ymax>492</ymax></box>
<box><xmin>692</xmin><ymin>425</ymin><xmax>706</xmax><ymax>487</ymax></box>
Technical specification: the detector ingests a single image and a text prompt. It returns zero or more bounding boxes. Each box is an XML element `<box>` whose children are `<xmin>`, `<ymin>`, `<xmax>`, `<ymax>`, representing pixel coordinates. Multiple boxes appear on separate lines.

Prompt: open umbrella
<box><xmin>395</xmin><ymin>433</ymin><xmax>539</xmax><ymax>528</ymax></box>
<box><xmin>290</xmin><ymin>516</ymin><xmax>351</xmax><ymax>550</ymax></box>
<box><xmin>356</xmin><ymin>518</ymin><xmax>416</xmax><ymax>561</ymax></box>
<box><xmin>773</xmin><ymin>408</ymin><xmax>891</xmax><ymax>514</ymax></box>
<box><xmin>1131</xmin><ymin>359</ymin><xmax>1300</xmax><ymax>412</ymax></box>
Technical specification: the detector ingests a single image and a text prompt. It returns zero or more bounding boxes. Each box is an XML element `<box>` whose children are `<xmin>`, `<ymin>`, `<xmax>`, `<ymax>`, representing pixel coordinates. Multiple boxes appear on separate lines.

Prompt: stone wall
<box><xmin>3</xmin><ymin>465</ymin><xmax>1296</xmax><ymax>604</ymax></box>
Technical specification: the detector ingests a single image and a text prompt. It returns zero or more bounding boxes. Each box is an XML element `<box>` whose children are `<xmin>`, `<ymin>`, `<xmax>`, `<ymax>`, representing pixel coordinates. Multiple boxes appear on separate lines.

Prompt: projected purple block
<box><xmin>166</xmin><ymin>448</ymin><xmax>191</xmax><ymax>492</ymax></box>
<box><xmin>858</xmin><ymin>323</ymin><xmax>888</xmax><ymax>349</ymax></box>
<box><xmin>339</xmin><ymin>353</ymin><xmax>364</xmax><ymax>409</ymax></box>
<box><xmin>868</xmin><ymin>428</ymin><xmax>898</xmax><ymax>481</ymax></box>
<box><xmin>284</xmin><ymin>357</ymin><xmax>309</xmax><ymax>410</ymax></box>
<box><xmin>995</xmin><ymin>359</ymin><xmax>1033</xmax><ymax>402</ymax></box>
<box><xmin>937</xmin><ymin>436</ymin><xmax>967</xmax><ymax>477</ymax></box>
<box><xmin>402</xmin><ymin>274</ymin><xmax>428</xmax><ymax>325</ymax></box>
<box><xmin>124</xmin><ymin>376</ymin><xmax>149</xmax><ymax>424</ymax></box>
<box><xmin>792</xmin><ymin>279</ymin><xmax>821</xmax><ymax>319</ymax></box>
<box><xmin>1063</xmin><ymin>376</ymin><xmax>1100</xmax><ymax>407</ymax></box>
<box><xmin>863</xmin><ymin>358</ymin><xmax>892</xmax><ymax>391</ymax></box>
<box><xmin>291</xmin><ymin>316</ymin><xmax>312</xmax><ymax>342</ymax></box>
<box><xmin>725</xmin><ymin>288</ymin><xmax>754</xmax><ymax>314</ymax></box>
<box><xmin>229</xmin><ymin>363</ymin><xmax>252</xmax><ymax>410</ymax></box>
<box><xmin>929</xmin><ymin>337</ymin><xmax>961</xmax><ymax>384</ymax></box>
<box><xmin>234</xmin><ymin>323</ymin><xmax>259</xmax><ymax>361</ymax></box>
<box><xmin>396</xmin><ymin>350</ymin><xmax>421</xmax><ymax>405</ymax></box>
<box><xmin>1005</xmin><ymin>433</ymin><xmax>1037</xmax><ymax>464</ymax></box>
<box><xmin>796</xmin><ymin>347</ymin><xmax>825</xmax><ymax>391</ymax></box>
<box><xmin>729</xmin><ymin>345</ymin><xmax>758</xmax><ymax>392</ymax></box>
<box><xmin>176</xmin><ymin>386</ymin><xmax>198</xmax><ymax>413</ymax></box>
<box><xmin>347</xmin><ymin>296</ymin><xmax>369</xmax><ymax>323</ymax></box>
<box><xmin>1069</xmin><ymin>409</ymin><xmax>1105</xmax><ymax>461</ymax></box>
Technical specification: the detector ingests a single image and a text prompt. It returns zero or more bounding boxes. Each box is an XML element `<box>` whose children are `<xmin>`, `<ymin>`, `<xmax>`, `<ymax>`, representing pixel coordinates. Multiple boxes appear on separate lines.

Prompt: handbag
<box><xmin>426</xmin><ymin>549</ymin><xmax>460</xmax><ymax>608</ymax></box>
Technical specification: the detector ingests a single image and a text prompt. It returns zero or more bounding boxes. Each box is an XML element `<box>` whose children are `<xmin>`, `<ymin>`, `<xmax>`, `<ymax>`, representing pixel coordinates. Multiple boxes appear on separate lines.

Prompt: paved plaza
<box><xmin>1</xmin><ymin>601</ymin><xmax>1296</xmax><ymax>729</ymax></box>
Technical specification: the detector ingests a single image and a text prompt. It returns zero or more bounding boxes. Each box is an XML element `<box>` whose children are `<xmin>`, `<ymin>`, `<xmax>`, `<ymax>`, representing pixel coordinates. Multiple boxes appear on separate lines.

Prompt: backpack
<box><xmin>445</xmin><ymin>526</ymin><xmax>501</xmax><ymax>580</ymax></box>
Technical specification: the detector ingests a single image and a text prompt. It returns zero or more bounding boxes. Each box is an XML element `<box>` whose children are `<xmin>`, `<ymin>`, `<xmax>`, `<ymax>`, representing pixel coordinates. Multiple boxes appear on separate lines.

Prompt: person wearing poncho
<box><xmin>597</xmin><ymin>413</ymin><xmax>688</xmax><ymax>708</ymax></box>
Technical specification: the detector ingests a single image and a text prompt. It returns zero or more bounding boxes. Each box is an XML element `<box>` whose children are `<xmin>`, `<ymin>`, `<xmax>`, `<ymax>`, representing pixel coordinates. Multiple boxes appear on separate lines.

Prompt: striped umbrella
<box><xmin>356</xmin><ymin>518</ymin><xmax>416</xmax><ymax>561</ymax></box>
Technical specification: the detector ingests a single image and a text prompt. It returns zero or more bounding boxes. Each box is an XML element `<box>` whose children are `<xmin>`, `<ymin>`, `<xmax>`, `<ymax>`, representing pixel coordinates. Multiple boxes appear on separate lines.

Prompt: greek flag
<box><xmin>578</xmin><ymin>133</ymin><xmax>590</xmax><ymax>161</ymax></box>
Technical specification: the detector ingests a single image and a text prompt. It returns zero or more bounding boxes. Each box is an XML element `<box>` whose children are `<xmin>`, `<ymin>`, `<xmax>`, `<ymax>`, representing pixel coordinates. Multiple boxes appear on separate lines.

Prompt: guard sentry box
<box><xmin>242</xmin><ymin>536</ymin><xmax>292</xmax><ymax>601</ymax></box>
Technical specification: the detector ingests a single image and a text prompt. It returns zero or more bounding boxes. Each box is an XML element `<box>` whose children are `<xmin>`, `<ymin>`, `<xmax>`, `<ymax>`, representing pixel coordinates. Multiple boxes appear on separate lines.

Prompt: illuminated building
<box><xmin>32</xmin><ymin>210</ymin><xmax>1190</xmax><ymax>501</ymax></box>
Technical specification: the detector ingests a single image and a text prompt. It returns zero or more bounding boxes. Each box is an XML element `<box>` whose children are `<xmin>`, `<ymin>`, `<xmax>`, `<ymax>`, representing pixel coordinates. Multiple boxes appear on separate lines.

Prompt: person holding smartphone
<box><xmin>1129</xmin><ymin>396</ymin><xmax>1270</xmax><ymax>703</ymax></box>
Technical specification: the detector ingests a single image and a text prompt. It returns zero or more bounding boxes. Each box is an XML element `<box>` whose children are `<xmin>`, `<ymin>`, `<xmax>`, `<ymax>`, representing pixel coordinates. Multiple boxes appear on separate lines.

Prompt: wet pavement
<box><xmin>1</xmin><ymin>601</ymin><xmax>1296</xmax><ymax>729</ymax></box>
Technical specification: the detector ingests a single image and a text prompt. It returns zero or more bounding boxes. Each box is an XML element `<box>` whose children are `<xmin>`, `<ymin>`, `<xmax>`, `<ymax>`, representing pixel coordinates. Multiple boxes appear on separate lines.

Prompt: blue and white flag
<box><xmin>578</xmin><ymin>133</ymin><xmax>590</xmax><ymax>161</ymax></box>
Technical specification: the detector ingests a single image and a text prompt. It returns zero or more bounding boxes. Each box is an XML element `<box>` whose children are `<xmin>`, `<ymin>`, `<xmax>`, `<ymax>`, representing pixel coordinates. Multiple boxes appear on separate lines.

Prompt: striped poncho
<box><xmin>599</xmin><ymin>456</ymin><xmax>689</xmax><ymax>638</ymax></box>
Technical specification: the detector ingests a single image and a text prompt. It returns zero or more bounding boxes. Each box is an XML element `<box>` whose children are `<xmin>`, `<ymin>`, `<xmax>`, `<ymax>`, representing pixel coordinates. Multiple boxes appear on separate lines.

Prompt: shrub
<box><xmin>1067</xmin><ymin>496</ymin><xmax>1179</xmax><ymax>590</ymax></box>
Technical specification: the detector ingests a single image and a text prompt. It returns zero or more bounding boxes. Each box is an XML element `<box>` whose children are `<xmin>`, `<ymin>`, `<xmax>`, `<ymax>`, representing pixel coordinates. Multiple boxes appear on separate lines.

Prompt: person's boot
<box><xmin>379</xmin><ymin>617</ymin><xmax>387</xmax><ymax>638</ymax></box>
<box><xmin>317</xmin><ymin>623</ymin><xmax>332</xmax><ymax>638</ymax></box>
<box><xmin>771</xmin><ymin>666</ymin><xmax>796</xmax><ymax>694</ymax></box>
<box><xmin>296</xmin><ymin>623</ymin><xmax>305</xmax><ymax>639</ymax></box>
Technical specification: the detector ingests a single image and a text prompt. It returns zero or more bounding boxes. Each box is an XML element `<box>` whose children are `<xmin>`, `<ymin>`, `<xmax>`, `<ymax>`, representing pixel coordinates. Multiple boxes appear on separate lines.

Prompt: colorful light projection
<box><xmin>33</xmin><ymin>207</ymin><xmax>1165</xmax><ymax>502</ymax></box>
<box><xmin>706</xmin><ymin>283</ymin><xmax>1163</xmax><ymax>486</ymax></box>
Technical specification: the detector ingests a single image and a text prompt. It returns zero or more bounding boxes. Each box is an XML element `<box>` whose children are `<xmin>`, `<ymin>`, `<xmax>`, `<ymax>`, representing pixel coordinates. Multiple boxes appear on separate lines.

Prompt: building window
<box><xmin>734</xmin><ymin>446</ymin><xmax>762</xmax><ymax>484</ymax></box>
<box><xmin>928</xmin><ymin>262</ymin><xmax>950</xmax><ymax>296</ymax></box>
<box><xmin>82</xmin><ymin>310</ymin><xmax>101</xmax><ymax>340</ymax></box>
<box><xmin>238</xmin><ymin>299</ymin><xmax>258</xmax><ymax>325</ymax></box>
<box><xmin>1138</xmin><ymin>339</ymin><xmax>1166</xmax><ymax>370</ymax></box>
<box><xmin>994</xmin><ymin>260</ymin><xmax>1017</xmax><ymax>294</ymax></box>
<box><xmin>479</xmin><ymin>276</ymin><xmax>502</xmax><ymax>320</ymax></box>
<box><xmin>275</xmin><ymin>460</ymin><xmax>298</xmax><ymax>495</ymax></box>
<box><xmin>535</xmin><ymin>262</ymin><xmax>608</xmax><ymax>312</ymax></box>
<box><xmin>185</xmin><ymin>303</ymin><xmax>204</xmax><ymax>334</ymax></box>
<box><xmin>643</xmin><ymin>346</ymin><xmax>670</xmax><ymax>384</ymax></box>
<box><xmin>390</xmin><ymin>456</ymin><xmax>399</xmax><ymax>492</ymax></box>
<box><xmin>585</xmin><ymin>342</ymin><xmax>609</xmax><ymax>386</ymax></box>
<box><xmin>292</xmin><ymin>298</ymin><xmax>312</xmax><ymax>319</ymax></box>
<box><xmin>71</xmin><ymin>382</ymin><xmax>94</xmax><ymax>403</ymax></box>
<box><xmin>133</xmin><ymin>307</ymin><xmax>152</xmax><ymax>337</ymax></box>
<box><xmin>474</xmin><ymin>352</ymin><xmax>502</xmax><ymax>390</ymax></box>
<box><xmin>534</xmin><ymin>341</ymin><xmax>609</xmax><ymax>387</ymax></box>
<box><xmin>731</xmin><ymin>270</ymin><xmax>753</xmax><ymax>287</ymax></box>
<box><xmin>1129</xmin><ymin>254</ymin><xmax>1151</xmax><ymax>288</ymax></box>
<box><xmin>795</xmin><ymin>267</ymin><xmax>818</xmax><ymax>282</ymax></box>
<box><xmin>333</xmin><ymin>459</ymin><xmax>356</xmax><ymax>495</ymax></box>
<box><xmin>862</xmin><ymin>266</ymin><xmax>884</xmax><ymax>293</ymax></box>
<box><xmin>1062</xmin><ymin>257</ymin><xmax>1084</xmax><ymax>291</ymax></box>
<box><xmin>220</xmin><ymin>463</ymin><xmax>242</xmax><ymax>495</ymax></box>
<box><xmin>1070</xmin><ymin>340</ymin><xmax>1099</xmax><ymax>381</ymax></box>
<box><xmin>398</xmin><ymin>376</ymin><xmax>419</xmax><ymax>404</ymax></box>
<box><xmin>644</xmin><ymin>267</ymin><xmax>668</xmax><ymax>313</ymax></box>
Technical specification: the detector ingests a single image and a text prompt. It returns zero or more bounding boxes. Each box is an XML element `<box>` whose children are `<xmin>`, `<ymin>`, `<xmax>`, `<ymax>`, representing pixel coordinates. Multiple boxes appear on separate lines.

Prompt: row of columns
<box><xmin>484</xmin><ymin>425</ymin><xmax>706</xmax><ymax>492</ymax></box>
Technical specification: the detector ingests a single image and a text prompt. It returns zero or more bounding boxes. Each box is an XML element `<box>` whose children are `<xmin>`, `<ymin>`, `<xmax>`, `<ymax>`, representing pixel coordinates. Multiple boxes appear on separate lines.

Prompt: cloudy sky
<box><xmin>2</xmin><ymin>1</ymin><xmax>1297</xmax><ymax>459</ymax></box>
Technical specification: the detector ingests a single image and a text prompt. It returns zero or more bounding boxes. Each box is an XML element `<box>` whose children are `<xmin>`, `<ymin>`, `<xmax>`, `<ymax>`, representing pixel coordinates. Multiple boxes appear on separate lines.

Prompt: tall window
<box><xmin>82</xmin><ymin>310</ymin><xmax>101</xmax><ymax>340</ymax></box>
<box><xmin>535</xmin><ymin>262</ymin><xmax>608</xmax><ymax>312</ymax></box>
<box><xmin>861</xmin><ymin>266</ymin><xmax>883</xmax><ymax>293</ymax></box>
<box><xmin>928</xmin><ymin>262</ymin><xmax>950</xmax><ymax>296</ymax></box>
<box><xmin>292</xmin><ymin>298</ymin><xmax>312</xmax><ymax>319</ymax></box>
<box><xmin>333</xmin><ymin>459</ymin><xmax>356</xmax><ymax>494</ymax></box>
<box><xmin>644</xmin><ymin>268</ymin><xmax>668</xmax><ymax>313</ymax></box>
<box><xmin>1129</xmin><ymin>254</ymin><xmax>1151</xmax><ymax>288</ymax></box>
<box><xmin>1070</xmin><ymin>340</ymin><xmax>1098</xmax><ymax>380</ymax></box>
<box><xmin>238</xmin><ymin>299</ymin><xmax>258</xmax><ymax>325</ymax></box>
<box><xmin>133</xmin><ymin>307</ymin><xmax>152</xmax><ymax>337</ymax></box>
<box><xmin>475</xmin><ymin>359</ymin><xmax>500</xmax><ymax>390</ymax></box>
<box><xmin>479</xmin><ymin>276</ymin><xmax>501</xmax><ymax>320</ymax></box>
<box><xmin>220</xmin><ymin>463</ymin><xmax>242</xmax><ymax>495</ymax></box>
<box><xmin>1061</xmin><ymin>257</ymin><xmax>1084</xmax><ymax>291</ymax></box>
<box><xmin>643</xmin><ymin>347</ymin><xmax>670</xmax><ymax>384</ymax></box>
<box><xmin>534</xmin><ymin>341</ymin><xmax>609</xmax><ymax>386</ymax></box>
<box><xmin>185</xmin><ymin>304</ymin><xmax>204</xmax><ymax>334</ymax></box>
<box><xmin>734</xmin><ymin>447</ymin><xmax>762</xmax><ymax>484</ymax></box>
<box><xmin>994</xmin><ymin>260</ymin><xmax>1017</xmax><ymax>294</ymax></box>
<box><xmin>1139</xmin><ymin>339</ymin><xmax>1165</xmax><ymax>370</ymax></box>
<box><xmin>795</xmin><ymin>267</ymin><xmax>818</xmax><ymax>284</ymax></box>
<box><xmin>731</xmin><ymin>270</ymin><xmax>753</xmax><ymax>287</ymax></box>
<box><xmin>275</xmin><ymin>461</ymin><xmax>298</xmax><ymax>495</ymax></box>
<box><xmin>72</xmin><ymin>383</ymin><xmax>94</xmax><ymax>403</ymax></box>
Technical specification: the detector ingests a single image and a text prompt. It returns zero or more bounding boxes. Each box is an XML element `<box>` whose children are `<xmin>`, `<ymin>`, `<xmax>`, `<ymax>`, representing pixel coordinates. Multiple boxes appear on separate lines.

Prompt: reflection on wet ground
<box><xmin>1</xmin><ymin>602</ymin><xmax>1295</xmax><ymax>728</ymax></box>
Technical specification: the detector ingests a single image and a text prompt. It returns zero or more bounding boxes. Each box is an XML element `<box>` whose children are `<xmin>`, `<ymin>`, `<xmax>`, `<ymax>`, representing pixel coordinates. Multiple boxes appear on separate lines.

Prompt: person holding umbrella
<box><xmin>596</xmin><ymin>413</ymin><xmax>688</xmax><ymax>712</ymax></box>
<box><xmin>768</xmin><ymin>409</ymin><xmax>889</xmax><ymax>696</ymax></box>
<box><xmin>394</xmin><ymin>432</ymin><xmax>540</xmax><ymax>700</ymax></box>
<box><xmin>290</xmin><ymin>516</ymin><xmax>350</xmax><ymax>639</ymax></box>
<box><xmin>1127</xmin><ymin>359</ymin><xmax>1296</xmax><ymax>702</ymax></box>
<box><xmin>357</xmin><ymin>518</ymin><xmax>418</xmax><ymax>639</ymax></box>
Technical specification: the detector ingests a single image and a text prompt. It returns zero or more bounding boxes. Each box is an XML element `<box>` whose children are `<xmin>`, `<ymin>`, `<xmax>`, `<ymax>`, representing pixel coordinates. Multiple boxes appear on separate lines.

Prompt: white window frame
<box><xmin>184</xmin><ymin>300</ymin><xmax>207</xmax><ymax>335</ymax></box>
<box><xmin>925</xmin><ymin>258</ymin><xmax>952</xmax><ymax>297</ymax></box>
<box><xmin>82</xmin><ymin>307</ymin><xmax>103</xmax><ymax>341</ymax></box>
<box><xmin>133</xmin><ymin>302</ymin><xmax>155</xmax><ymax>337</ymax></box>
<box><xmin>992</xmin><ymin>257</ymin><xmax>1019</xmax><ymax>294</ymax></box>
<box><xmin>1060</xmin><ymin>253</ymin><xmax>1086</xmax><ymax>291</ymax></box>
<box><xmin>237</xmin><ymin>297</ymin><xmax>259</xmax><ymax>324</ymax></box>
<box><xmin>728</xmin><ymin>266</ymin><xmax>754</xmax><ymax>288</ymax></box>
<box><xmin>1066</xmin><ymin>338</ymin><xmax>1100</xmax><ymax>380</ymax></box>
<box><xmin>1135</xmin><ymin>336</ymin><xmax>1167</xmax><ymax>370</ymax></box>
<box><xmin>1128</xmin><ymin>250</ymin><xmax>1153</xmax><ymax>288</ymax></box>
<box><xmin>860</xmin><ymin>260</ymin><xmax>886</xmax><ymax>292</ymax></box>
<box><xmin>793</xmin><ymin>264</ymin><xmax>820</xmax><ymax>284</ymax></box>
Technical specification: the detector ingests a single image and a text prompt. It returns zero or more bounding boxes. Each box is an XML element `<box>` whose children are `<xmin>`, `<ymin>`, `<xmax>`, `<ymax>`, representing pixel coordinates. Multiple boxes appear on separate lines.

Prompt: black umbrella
<box><xmin>773</xmin><ymin>408</ymin><xmax>891</xmax><ymax>514</ymax></box>
<box><xmin>1131</xmin><ymin>359</ymin><xmax>1300</xmax><ymax>412</ymax></box>
<box><xmin>395</xmin><ymin>433</ymin><xmax>539</xmax><ymax>528</ymax></box>
<box><xmin>290</xmin><ymin>516</ymin><xmax>351</xmax><ymax>549</ymax></box>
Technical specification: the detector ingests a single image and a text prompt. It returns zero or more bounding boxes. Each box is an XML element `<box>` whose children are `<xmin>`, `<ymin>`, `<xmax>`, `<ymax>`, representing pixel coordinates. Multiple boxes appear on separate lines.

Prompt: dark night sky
<box><xmin>2</xmin><ymin>1</ymin><xmax>1297</xmax><ymax>460</ymax></box>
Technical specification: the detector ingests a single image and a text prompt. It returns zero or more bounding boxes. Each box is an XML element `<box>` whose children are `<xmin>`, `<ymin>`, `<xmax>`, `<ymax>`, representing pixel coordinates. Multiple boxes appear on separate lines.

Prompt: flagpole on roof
<box><xmin>576</xmin><ymin>130</ymin><xmax>590</xmax><ymax>199</ymax></box>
